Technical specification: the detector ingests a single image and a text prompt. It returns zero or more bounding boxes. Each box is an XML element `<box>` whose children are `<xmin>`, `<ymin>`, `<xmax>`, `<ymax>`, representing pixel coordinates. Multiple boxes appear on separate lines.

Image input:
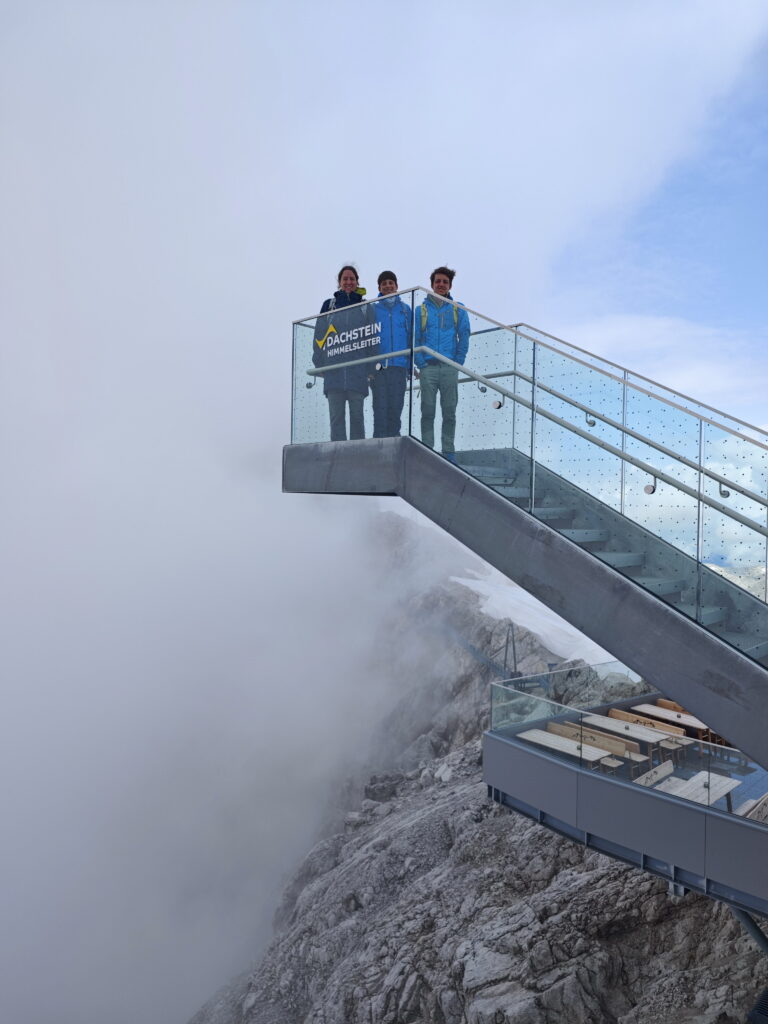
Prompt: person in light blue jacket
<box><xmin>372</xmin><ymin>271</ymin><xmax>412</xmax><ymax>437</ymax></box>
<box><xmin>415</xmin><ymin>266</ymin><xmax>470</xmax><ymax>460</ymax></box>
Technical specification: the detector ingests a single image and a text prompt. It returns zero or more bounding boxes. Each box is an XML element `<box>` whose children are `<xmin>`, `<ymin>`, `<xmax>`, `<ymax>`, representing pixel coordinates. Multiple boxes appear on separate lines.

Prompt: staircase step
<box><xmin>676</xmin><ymin>603</ymin><xmax>727</xmax><ymax>626</ymax></box>
<box><xmin>599</xmin><ymin>551</ymin><xmax>645</xmax><ymax>568</ymax></box>
<box><xmin>640</xmin><ymin>576</ymin><xmax>689</xmax><ymax>596</ymax></box>
<box><xmin>533</xmin><ymin>506</ymin><xmax>574</xmax><ymax>521</ymax></box>
<box><xmin>561</xmin><ymin>529</ymin><xmax>609</xmax><ymax>544</ymax></box>
<box><xmin>714</xmin><ymin>631</ymin><xmax>768</xmax><ymax>660</ymax></box>
<box><xmin>463</xmin><ymin>464</ymin><xmax>513</xmax><ymax>479</ymax></box>
<box><xmin>493</xmin><ymin>485</ymin><xmax>530</xmax><ymax>499</ymax></box>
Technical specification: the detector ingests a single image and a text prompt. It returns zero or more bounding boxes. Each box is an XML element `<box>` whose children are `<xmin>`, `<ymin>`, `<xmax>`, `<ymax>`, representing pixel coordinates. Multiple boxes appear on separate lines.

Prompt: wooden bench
<box><xmin>658</xmin><ymin>738</ymin><xmax>685</xmax><ymax>765</ymax></box>
<box><xmin>547</xmin><ymin>721</ymin><xmax>628</xmax><ymax>756</ymax></box>
<box><xmin>657</xmin><ymin>698</ymin><xmax>686</xmax><ymax>712</ymax></box>
<box><xmin>600</xmin><ymin>756</ymin><xmax>623</xmax><ymax>775</ymax></box>
<box><xmin>516</xmin><ymin>728</ymin><xmax>608</xmax><ymax>766</ymax></box>
<box><xmin>547</xmin><ymin>722</ymin><xmax>648</xmax><ymax>777</ymax></box>
<box><xmin>654</xmin><ymin>776</ymin><xmax>688</xmax><ymax>796</ymax></box>
<box><xmin>633</xmin><ymin>760</ymin><xmax>675</xmax><ymax>788</ymax></box>
<box><xmin>609</xmin><ymin>707</ymin><xmax>686</xmax><ymax>736</ymax></box>
<box><xmin>735</xmin><ymin>798</ymin><xmax>758</xmax><ymax>817</ymax></box>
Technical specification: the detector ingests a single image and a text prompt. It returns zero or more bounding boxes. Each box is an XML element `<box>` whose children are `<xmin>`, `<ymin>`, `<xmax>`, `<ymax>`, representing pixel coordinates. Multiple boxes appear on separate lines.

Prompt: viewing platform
<box><xmin>483</xmin><ymin>661</ymin><xmax>768</xmax><ymax>917</ymax></box>
<box><xmin>285</xmin><ymin>287</ymin><xmax>768</xmax><ymax>768</ymax></box>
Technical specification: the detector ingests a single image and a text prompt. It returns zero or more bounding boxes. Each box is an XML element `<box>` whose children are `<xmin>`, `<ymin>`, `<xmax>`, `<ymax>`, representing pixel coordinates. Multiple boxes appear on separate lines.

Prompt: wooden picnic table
<box><xmin>517</xmin><ymin>729</ymin><xmax>609</xmax><ymax>766</ymax></box>
<box><xmin>631</xmin><ymin>703</ymin><xmax>709</xmax><ymax>739</ymax></box>
<box><xmin>584</xmin><ymin>714</ymin><xmax>695</xmax><ymax>765</ymax></box>
<box><xmin>655</xmin><ymin>769</ymin><xmax>741</xmax><ymax>811</ymax></box>
<box><xmin>583</xmin><ymin>715</ymin><xmax>663</xmax><ymax>760</ymax></box>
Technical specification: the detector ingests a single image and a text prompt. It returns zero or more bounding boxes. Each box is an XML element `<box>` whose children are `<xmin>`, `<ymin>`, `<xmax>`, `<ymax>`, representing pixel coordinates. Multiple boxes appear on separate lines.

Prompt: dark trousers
<box><xmin>371</xmin><ymin>366</ymin><xmax>408</xmax><ymax>438</ymax></box>
<box><xmin>327</xmin><ymin>390</ymin><xmax>365</xmax><ymax>441</ymax></box>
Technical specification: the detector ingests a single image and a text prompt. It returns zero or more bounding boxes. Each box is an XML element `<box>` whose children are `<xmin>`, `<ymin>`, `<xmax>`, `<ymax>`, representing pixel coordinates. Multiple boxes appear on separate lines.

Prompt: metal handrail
<box><xmin>514</xmin><ymin>321</ymin><xmax>768</xmax><ymax>442</ymax></box>
<box><xmin>305</xmin><ymin>347</ymin><xmax>768</xmax><ymax>540</ymax></box>
<box><xmin>307</xmin><ymin>347</ymin><xmax>768</xmax><ymax>514</ymax></box>
<box><xmin>295</xmin><ymin>287</ymin><xmax>768</xmax><ymax>452</ymax></box>
<box><xmin>453</xmin><ymin>367</ymin><xmax>768</xmax><ymax>511</ymax></box>
<box><xmin>511</xmin><ymin>326</ymin><xmax>768</xmax><ymax>453</ymax></box>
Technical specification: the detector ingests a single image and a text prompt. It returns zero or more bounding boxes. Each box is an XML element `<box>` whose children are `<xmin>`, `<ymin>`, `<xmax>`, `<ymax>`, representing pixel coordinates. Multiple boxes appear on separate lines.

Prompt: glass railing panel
<box><xmin>504</xmin><ymin>659</ymin><xmax>645</xmax><ymax>706</ymax></box>
<box><xmin>448</xmin><ymin>308</ymin><xmax>515</xmax><ymax>464</ymax></box>
<box><xmin>292</xmin><ymin>289</ymin><xmax>421</xmax><ymax>445</ymax></box>
<box><xmin>518</xmin><ymin>325</ymin><xmax>626</xmax><ymax>378</ymax></box>
<box><xmin>620</xmin><ymin>457</ymin><xmax>700</xmax><ymax>559</ymax></box>
<box><xmin>624</xmin><ymin>386</ymin><xmax>701</xmax><ymax>486</ymax></box>
<box><xmin>490</xmin><ymin>685</ymin><xmax>589</xmax><ymax>769</ymax></box>
<box><xmin>492</xmin><ymin>684</ymin><xmax>768</xmax><ymax>827</ymax></box>
<box><xmin>626</xmin><ymin>369</ymin><xmax>768</xmax><ymax>446</ymax></box>
<box><xmin>518</xmin><ymin>324</ymin><xmax>768</xmax><ymax>445</ymax></box>
<box><xmin>701</xmin><ymin>420</ymin><xmax>768</xmax><ymax>600</ymax></box>
<box><xmin>535</xmin><ymin>344</ymin><xmax>625</xmax><ymax>436</ymax></box>
<box><xmin>291</xmin><ymin>317</ymin><xmax>331</xmax><ymax>444</ymax></box>
<box><xmin>578</xmin><ymin>709</ymin><xmax>768</xmax><ymax>827</ymax></box>
<box><xmin>621</xmin><ymin>386</ymin><xmax>701</xmax><ymax>560</ymax></box>
<box><xmin>511</xmin><ymin>329</ymin><xmax>534</xmax><ymax>461</ymax></box>
<box><xmin>533</xmin><ymin>391</ymin><xmax>624</xmax><ymax>512</ymax></box>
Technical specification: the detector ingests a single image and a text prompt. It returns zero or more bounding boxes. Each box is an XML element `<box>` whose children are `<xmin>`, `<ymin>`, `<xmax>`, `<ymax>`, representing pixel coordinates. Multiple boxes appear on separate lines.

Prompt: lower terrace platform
<box><xmin>483</xmin><ymin>667</ymin><xmax>768</xmax><ymax>918</ymax></box>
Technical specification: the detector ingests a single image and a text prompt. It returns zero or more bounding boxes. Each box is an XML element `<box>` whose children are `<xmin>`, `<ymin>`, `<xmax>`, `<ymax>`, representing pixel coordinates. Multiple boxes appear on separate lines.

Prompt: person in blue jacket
<box><xmin>372</xmin><ymin>271</ymin><xmax>413</xmax><ymax>438</ymax></box>
<box><xmin>415</xmin><ymin>266</ymin><xmax>471</xmax><ymax>460</ymax></box>
<box><xmin>313</xmin><ymin>265</ymin><xmax>379</xmax><ymax>441</ymax></box>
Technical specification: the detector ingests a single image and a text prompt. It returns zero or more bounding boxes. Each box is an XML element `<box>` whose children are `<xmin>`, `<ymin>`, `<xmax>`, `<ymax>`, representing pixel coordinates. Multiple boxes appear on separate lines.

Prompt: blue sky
<box><xmin>553</xmin><ymin>54</ymin><xmax>768</xmax><ymax>330</ymax></box>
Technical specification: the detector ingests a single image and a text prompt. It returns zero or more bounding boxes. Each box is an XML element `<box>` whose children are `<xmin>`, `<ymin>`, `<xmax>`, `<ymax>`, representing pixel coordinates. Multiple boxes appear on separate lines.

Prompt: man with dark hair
<box><xmin>415</xmin><ymin>267</ymin><xmax>470</xmax><ymax>461</ymax></box>
<box><xmin>372</xmin><ymin>271</ymin><xmax>412</xmax><ymax>437</ymax></box>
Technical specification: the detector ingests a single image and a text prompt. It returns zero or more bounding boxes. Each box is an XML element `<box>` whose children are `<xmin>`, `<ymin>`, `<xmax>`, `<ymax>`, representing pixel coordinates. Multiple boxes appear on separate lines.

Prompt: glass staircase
<box><xmin>292</xmin><ymin>287</ymin><xmax>768</xmax><ymax>672</ymax></box>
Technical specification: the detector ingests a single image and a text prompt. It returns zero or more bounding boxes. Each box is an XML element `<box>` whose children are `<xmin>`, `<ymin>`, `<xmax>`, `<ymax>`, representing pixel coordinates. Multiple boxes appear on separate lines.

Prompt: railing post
<box><xmin>408</xmin><ymin>289</ymin><xmax>415</xmax><ymax>440</ymax></box>
<box><xmin>620</xmin><ymin>369</ymin><xmax>627</xmax><ymax>516</ymax></box>
<box><xmin>529</xmin><ymin>342</ymin><xmax>537</xmax><ymax>512</ymax></box>
<box><xmin>696</xmin><ymin>418</ymin><xmax>704</xmax><ymax>624</ymax></box>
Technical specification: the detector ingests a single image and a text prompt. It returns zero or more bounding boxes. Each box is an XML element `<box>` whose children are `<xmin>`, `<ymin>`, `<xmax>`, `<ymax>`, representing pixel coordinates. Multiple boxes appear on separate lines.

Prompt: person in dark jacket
<box><xmin>415</xmin><ymin>266</ymin><xmax>470</xmax><ymax>460</ymax></box>
<box><xmin>371</xmin><ymin>271</ymin><xmax>413</xmax><ymax>438</ymax></box>
<box><xmin>313</xmin><ymin>265</ymin><xmax>379</xmax><ymax>441</ymax></box>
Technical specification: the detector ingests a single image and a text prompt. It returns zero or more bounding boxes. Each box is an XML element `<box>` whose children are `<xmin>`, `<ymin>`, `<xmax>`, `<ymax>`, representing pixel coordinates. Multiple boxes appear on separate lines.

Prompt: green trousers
<box><xmin>420</xmin><ymin>364</ymin><xmax>459</xmax><ymax>453</ymax></box>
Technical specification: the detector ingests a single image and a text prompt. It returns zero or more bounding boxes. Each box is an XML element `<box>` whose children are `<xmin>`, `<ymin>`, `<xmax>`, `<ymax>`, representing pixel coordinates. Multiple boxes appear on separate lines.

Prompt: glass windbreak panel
<box><xmin>490</xmin><ymin>685</ymin><xmax>588</xmax><ymax>770</ymax></box>
<box><xmin>535</xmin><ymin>345</ymin><xmax>625</xmax><ymax>440</ymax></box>
<box><xmin>516</xmin><ymin>325</ymin><xmax>768</xmax><ymax>446</ymax></box>
<box><xmin>490</xmin><ymin>684</ymin><xmax>569</xmax><ymax>729</ymax></box>
<box><xmin>292</xmin><ymin>290</ymin><xmax>418</xmax><ymax>445</ymax></box>
<box><xmin>291</xmin><ymin>317</ymin><xmax>330</xmax><ymax>443</ymax></box>
<box><xmin>517</xmin><ymin>324</ymin><xmax>625</xmax><ymax>377</ymax></box>
<box><xmin>573</xmin><ymin>705</ymin><xmax>766</xmax><ymax>823</ymax></box>
<box><xmin>621</xmin><ymin>456</ymin><xmax>700</xmax><ymax>559</ymax></box>
<box><xmin>503</xmin><ymin>659</ymin><xmax>645</xmax><ymax>706</ymax></box>
<box><xmin>627</xmin><ymin>370</ymin><xmax>768</xmax><ymax>446</ymax></box>
<box><xmin>701</xmin><ymin>420</ymin><xmax>768</xmax><ymax>601</ymax></box>
<box><xmin>454</xmin><ymin>309</ymin><xmax>515</xmax><ymax>466</ymax></box>
<box><xmin>410</xmin><ymin>292</ymin><xmax>526</xmax><ymax>476</ymax></box>
<box><xmin>533</xmin><ymin>390</ymin><xmax>624</xmax><ymax>512</ymax></box>
<box><xmin>622</xmin><ymin>385</ymin><xmax>701</xmax><ymax>561</ymax></box>
<box><xmin>624</xmin><ymin>385</ymin><xmax>701</xmax><ymax>492</ymax></box>
<box><xmin>513</xmin><ymin>330</ymin><xmax>535</xmax><ymax>461</ymax></box>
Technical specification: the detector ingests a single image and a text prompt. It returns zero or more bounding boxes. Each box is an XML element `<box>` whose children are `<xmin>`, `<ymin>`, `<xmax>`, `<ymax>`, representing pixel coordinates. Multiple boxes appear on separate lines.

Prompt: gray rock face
<box><xmin>190</xmin><ymin>558</ymin><xmax>768</xmax><ymax>1024</ymax></box>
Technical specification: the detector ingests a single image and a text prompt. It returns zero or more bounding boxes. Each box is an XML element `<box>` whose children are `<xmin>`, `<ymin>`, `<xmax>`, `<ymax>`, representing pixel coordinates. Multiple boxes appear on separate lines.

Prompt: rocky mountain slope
<box><xmin>190</xmin><ymin>523</ymin><xmax>768</xmax><ymax>1024</ymax></box>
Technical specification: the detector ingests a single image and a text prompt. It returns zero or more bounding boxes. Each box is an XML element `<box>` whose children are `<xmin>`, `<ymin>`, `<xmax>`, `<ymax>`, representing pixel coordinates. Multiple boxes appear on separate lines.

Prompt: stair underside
<box><xmin>283</xmin><ymin>436</ymin><xmax>768</xmax><ymax>769</ymax></box>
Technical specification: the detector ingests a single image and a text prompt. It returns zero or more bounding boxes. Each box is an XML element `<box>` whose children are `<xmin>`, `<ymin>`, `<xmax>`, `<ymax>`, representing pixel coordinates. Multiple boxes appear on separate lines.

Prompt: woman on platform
<box><xmin>312</xmin><ymin>266</ymin><xmax>378</xmax><ymax>441</ymax></box>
